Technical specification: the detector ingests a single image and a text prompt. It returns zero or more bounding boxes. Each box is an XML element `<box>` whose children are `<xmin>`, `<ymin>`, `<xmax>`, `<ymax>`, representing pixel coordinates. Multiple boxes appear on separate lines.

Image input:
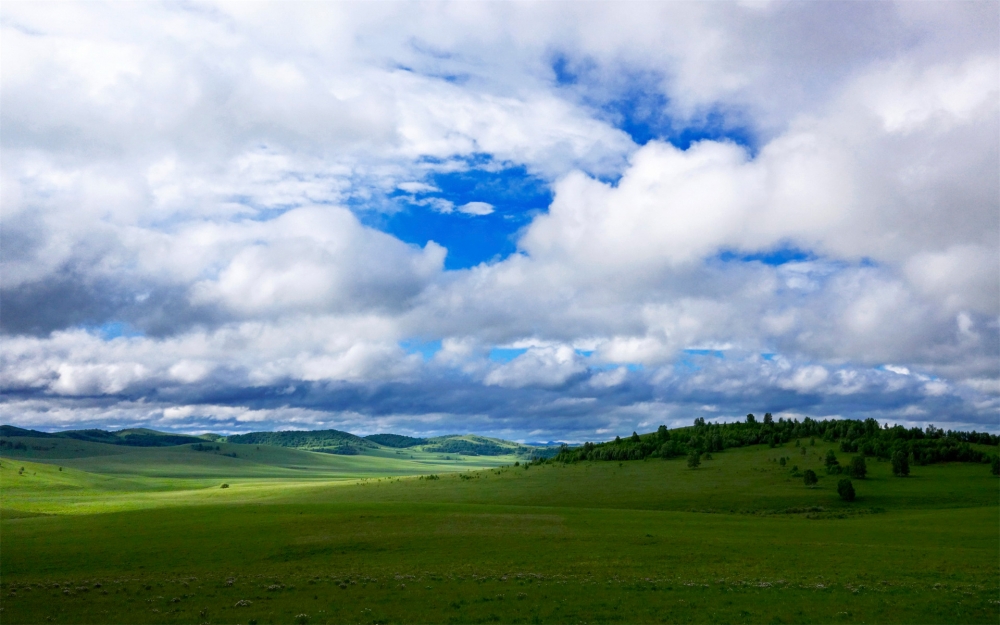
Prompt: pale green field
<box><xmin>0</xmin><ymin>437</ymin><xmax>520</xmax><ymax>516</ymax></box>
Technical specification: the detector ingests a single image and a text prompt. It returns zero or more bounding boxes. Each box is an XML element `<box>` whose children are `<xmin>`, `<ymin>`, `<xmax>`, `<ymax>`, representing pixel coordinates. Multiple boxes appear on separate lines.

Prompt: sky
<box><xmin>1</xmin><ymin>1</ymin><xmax>998</xmax><ymax>441</ymax></box>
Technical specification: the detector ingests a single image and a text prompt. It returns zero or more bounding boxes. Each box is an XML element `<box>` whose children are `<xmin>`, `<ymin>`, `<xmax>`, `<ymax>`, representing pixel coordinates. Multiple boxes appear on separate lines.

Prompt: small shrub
<box><xmin>779</xmin><ymin>457</ymin><xmax>786</xmax><ymax>467</ymax></box>
<box><xmin>825</xmin><ymin>450</ymin><xmax>842</xmax><ymax>474</ymax></box>
<box><xmin>837</xmin><ymin>478</ymin><xmax>856</xmax><ymax>502</ymax></box>
<box><xmin>891</xmin><ymin>450</ymin><xmax>910</xmax><ymax>477</ymax></box>
<box><xmin>848</xmin><ymin>456</ymin><xmax>867</xmax><ymax>479</ymax></box>
<box><xmin>803</xmin><ymin>470</ymin><xmax>818</xmax><ymax>486</ymax></box>
<box><xmin>686</xmin><ymin>451</ymin><xmax>701</xmax><ymax>469</ymax></box>
<box><xmin>991</xmin><ymin>455</ymin><xmax>999</xmax><ymax>477</ymax></box>
<box><xmin>220</xmin><ymin>483</ymin><xmax>229</xmax><ymax>489</ymax></box>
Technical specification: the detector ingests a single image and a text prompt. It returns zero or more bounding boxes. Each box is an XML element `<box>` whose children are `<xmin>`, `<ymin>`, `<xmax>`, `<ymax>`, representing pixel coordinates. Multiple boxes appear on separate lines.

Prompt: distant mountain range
<box><xmin>0</xmin><ymin>425</ymin><xmax>555</xmax><ymax>457</ymax></box>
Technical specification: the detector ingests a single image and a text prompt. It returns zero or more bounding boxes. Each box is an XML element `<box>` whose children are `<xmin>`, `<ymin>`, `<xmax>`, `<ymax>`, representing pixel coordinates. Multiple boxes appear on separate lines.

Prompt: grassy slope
<box><xmin>286</xmin><ymin>444</ymin><xmax>998</xmax><ymax>512</ymax></box>
<box><xmin>1</xmin><ymin>438</ymin><xmax>519</xmax><ymax>478</ymax></box>
<box><xmin>0</xmin><ymin>440</ymin><xmax>519</xmax><ymax>516</ymax></box>
<box><xmin>1</xmin><ymin>443</ymin><xmax>997</xmax><ymax>624</ymax></box>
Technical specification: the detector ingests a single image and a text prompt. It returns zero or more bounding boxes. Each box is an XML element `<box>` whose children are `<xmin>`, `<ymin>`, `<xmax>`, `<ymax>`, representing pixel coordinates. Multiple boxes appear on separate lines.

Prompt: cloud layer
<box><xmin>2</xmin><ymin>2</ymin><xmax>997</xmax><ymax>439</ymax></box>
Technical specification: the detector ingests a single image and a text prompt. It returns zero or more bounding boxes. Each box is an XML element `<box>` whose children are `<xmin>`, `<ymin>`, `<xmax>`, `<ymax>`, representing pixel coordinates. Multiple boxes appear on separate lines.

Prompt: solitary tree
<box><xmin>657</xmin><ymin>425</ymin><xmax>669</xmax><ymax>441</ymax></box>
<box><xmin>631</xmin><ymin>431</ymin><xmax>641</xmax><ymax>443</ymax></box>
<box><xmin>779</xmin><ymin>457</ymin><xmax>786</xmax><ymax>467</ymax></box>
<box><xmin>837</xmin><ymin>478</ymin><xmax>855</xmax><ymax>502</ymax></box>
<box><xmin>891</xmin><ymin>450</ymin><xmax>910</xmax><ymax>477</ymax></box>
<box><xmin>825</xmin><ymin>450</ymin><xmax>840</xmax><ymax>472</ymax></box>
<box><xmin>848</xmin><ymin>456</ymin><xmax>867</xmax><ymax>479</ymax></box>
<box><xmin>763</xmin><ymin>412</ymin><xmax>774</xmax><ymax>425</ymax></box>
<box><xmin>803</xmin><ymin>469</ymin><xmax>818</xmax><ymax>486</ymax></box>
<box><xmin>746</xmin><ymin>414</ymin><xmax>756</xmax><ymax>425</ymax></box>
<box><xmin>687</xmin><ymin>450</ymin><xmax>701</xmax><ymax>469</ymax></box>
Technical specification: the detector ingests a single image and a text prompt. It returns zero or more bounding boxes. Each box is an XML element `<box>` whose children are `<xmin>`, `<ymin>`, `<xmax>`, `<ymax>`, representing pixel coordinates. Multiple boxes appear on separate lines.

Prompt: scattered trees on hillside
<box><xmin>552</xmin><ymin>417</ymin><xmax>998</xmax><ymax>466</ymax></box>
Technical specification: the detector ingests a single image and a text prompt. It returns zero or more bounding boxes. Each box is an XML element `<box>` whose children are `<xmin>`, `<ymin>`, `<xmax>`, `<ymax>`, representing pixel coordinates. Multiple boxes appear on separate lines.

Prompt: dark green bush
<box><xmin>837</xmin><ymin>479</ymin><xmax>855</xmax><ymax>502</ymax></box>
<box><xmin>848</xmin><ymin>455</ymin><xmax>867</xmax><ymax>479</ymax></box>
<box><xmin>891</xmin><ymin>450</ymin><xmax>910</xmax><ymax>477</ymax></box>
<box><xmin>686</xmin><ymin>451</ymin><xmax>701</xmax><ymax>469</ymax></box>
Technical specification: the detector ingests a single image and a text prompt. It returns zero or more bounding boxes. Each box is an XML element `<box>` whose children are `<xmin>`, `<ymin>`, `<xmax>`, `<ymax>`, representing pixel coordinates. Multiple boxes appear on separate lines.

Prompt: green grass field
<box><xmin>1</xmin><ymin>441</ymin><xmax>997</xmax><ymax>624</ymax></box>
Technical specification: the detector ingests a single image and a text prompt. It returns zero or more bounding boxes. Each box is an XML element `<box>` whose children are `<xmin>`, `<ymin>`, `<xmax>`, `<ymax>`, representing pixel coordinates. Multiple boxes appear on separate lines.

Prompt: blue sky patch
<box><xmin>92</xmin><ymin>321</ymin><xmax>143</xmax><ymax>341</ymax></box>
<box><xmin>683</xmin><ymin>349</ymin><xmax>726</xmax><ymax>358</ymax></box>
<box><xmin>400</xmin><ymin>339</ymin><xmax>442</xmax><ymax>360</ymax></box>
<box><xmin>489</xmin><ymin>347</ymin><xmax>528</xmax><ymax>363</ymax></box>
<box><xmin>549</xmin><ymin>54</ymin><xmax>757</xmax><ymax>152</ymax></box>
<box><xmin>675</xmin><ymin>349</ymin><xmax>726</xmax><ymax>372</ymax></box>
<box><xmin>718</xmin><ymin>245</ymin><xmax>816</xmax><ymax>266</ymax></box>
<box><xmin>380</xmin><ymin>161</ymin><xmax>553</xmax><ymax>270</ymax></box>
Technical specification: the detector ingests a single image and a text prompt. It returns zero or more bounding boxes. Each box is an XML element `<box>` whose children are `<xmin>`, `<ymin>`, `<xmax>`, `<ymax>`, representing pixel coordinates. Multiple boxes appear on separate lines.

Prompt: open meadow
<box><xmin>1</xmin><ymin>435</ymin><xmax>998</xmax><ymax>624</ymax></box>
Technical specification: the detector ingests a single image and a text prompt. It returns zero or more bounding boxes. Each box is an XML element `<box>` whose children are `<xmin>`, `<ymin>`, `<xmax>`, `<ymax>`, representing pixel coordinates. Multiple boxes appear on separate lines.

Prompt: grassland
<box><xmin>1</xmin><ymin>440</ymin><xmax>997</xmax><ymax>624</ymax></box>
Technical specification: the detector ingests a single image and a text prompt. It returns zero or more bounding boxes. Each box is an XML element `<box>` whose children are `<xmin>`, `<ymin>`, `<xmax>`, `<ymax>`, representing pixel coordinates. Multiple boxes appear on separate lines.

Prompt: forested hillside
<box><xmin>556</xmin><ymin>415</ymin><xmax>998</xmax><ymax>466</ymax></box>
<box><xmin>225</xmin><ymin>428</ymin><xmax>373</xmax><ymax>450</ymax></box>
<box><xmin>364</xmin><ymin>434</ymin><xmax>428</xmax><ymax>448</ymax></box>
